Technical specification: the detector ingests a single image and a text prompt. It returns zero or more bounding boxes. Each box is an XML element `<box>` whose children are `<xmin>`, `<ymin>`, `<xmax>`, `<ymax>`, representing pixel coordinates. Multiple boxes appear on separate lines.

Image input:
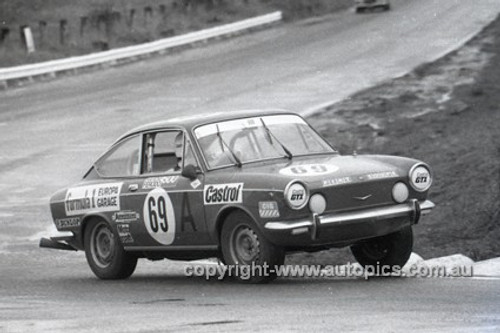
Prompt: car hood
<box><xmin>233</xmin><ymin>154</ymin><xmax>416</xmax><ymax>185</ymax></box>
<box><xmin>224</xmin><ymin>154</ymin><xmax>424</xmax><ymax>214</ymax></box>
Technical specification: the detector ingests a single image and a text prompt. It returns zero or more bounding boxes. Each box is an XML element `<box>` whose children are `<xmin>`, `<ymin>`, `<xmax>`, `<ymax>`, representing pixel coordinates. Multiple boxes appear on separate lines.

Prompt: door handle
<box><xmin>128</xmin><ymin>184</ymin><xmax>139</xmax><ymax>192</ymax></box>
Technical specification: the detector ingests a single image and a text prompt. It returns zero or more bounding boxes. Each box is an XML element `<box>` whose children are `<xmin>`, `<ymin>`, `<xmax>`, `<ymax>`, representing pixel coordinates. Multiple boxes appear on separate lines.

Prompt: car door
<box><xmin>119</xmin><ymin>129</ymin><xmax>210</xmax><ymax>249</ymax></box>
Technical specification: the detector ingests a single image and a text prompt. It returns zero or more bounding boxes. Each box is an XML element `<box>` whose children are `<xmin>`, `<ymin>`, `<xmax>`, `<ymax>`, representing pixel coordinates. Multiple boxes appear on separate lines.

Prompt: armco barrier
<box><xmin>0</xmin><ymin>11</ymin><xmax>282</xmax><ymax>88</ymax></box>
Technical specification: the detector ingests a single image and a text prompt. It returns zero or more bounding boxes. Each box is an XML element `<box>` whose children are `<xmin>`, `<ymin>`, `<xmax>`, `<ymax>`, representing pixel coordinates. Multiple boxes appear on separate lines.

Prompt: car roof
<box><xmin>118</xmin><ymin>109</ymin><xmax>298</xmax><ymax>141</ymax></box>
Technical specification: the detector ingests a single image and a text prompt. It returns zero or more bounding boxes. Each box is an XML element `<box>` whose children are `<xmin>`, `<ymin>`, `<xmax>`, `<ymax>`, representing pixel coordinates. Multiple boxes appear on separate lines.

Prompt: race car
<box><xmin>40</xmin><ymin>110</ymin><xmax>434</xmax><ymax>283</ymax></box>
<box><xmin>355</xmin><ymin>0</ymin><xmax>391</xmax><ymax>13</ymax></box>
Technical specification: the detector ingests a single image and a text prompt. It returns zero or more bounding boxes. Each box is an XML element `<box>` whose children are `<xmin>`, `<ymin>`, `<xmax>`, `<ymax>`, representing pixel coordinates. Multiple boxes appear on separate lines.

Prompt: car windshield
<box><xmin>194</xmin><ymin>114</ymin><xmax>335</xmax><ymax>168</ymax></box>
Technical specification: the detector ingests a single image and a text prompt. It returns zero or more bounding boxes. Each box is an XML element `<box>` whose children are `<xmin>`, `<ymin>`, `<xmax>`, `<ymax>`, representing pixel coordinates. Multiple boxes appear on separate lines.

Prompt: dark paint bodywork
<box><xmin>43</xmin><ymin>110</ymin><xmax>434</xmax><ymax>261</ymax></box>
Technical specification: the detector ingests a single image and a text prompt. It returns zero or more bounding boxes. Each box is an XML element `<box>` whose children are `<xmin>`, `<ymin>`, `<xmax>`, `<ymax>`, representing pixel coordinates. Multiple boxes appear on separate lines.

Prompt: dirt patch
<box><xmin>288</xmin><ymin>14</ymin><xmax>500</xmax><ymax>265</ymax></box>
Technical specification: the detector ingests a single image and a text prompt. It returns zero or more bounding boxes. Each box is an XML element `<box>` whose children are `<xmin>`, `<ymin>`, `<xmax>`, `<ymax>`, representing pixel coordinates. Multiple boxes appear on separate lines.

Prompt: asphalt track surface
<box><xmin>1</xmin><ymin>0</ymin><xmax>500</xmax><ymax>331</ymax></box>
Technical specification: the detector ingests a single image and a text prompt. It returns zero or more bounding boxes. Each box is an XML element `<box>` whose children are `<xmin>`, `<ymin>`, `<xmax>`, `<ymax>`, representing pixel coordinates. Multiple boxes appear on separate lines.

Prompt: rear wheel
<box><xmin>84</xmin><ymin>219</ymin><xmax>137</xmax><ymax>279</ymax></box>
<box><xmin>221</xmin><ymin>211</ymin><xmax>284</xmax><ymax>283</ymax></box>
<box><xmin>350</xmin><ymin>226</ymin><xmax>413</xmax><ymax>272</ymax></box>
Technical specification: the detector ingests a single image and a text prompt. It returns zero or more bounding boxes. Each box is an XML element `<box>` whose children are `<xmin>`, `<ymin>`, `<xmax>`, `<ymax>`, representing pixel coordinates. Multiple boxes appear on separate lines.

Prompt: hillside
<box><xmin>288</xmin><ymin>14</ymin><xmax>500</xmax><ymax>265</ymax></box>
<box><xmin>0</xmin><ymin>0</ymin><xmax>352</xmax><ymax>67</ymax></box>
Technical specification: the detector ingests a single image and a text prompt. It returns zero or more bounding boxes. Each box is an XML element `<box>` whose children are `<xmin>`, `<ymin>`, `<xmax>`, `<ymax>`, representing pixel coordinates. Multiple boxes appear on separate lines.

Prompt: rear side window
<box><xmin>95</xmin><ymin>135</ymin><xmax>141</xmax><ymax>177</ymax></box>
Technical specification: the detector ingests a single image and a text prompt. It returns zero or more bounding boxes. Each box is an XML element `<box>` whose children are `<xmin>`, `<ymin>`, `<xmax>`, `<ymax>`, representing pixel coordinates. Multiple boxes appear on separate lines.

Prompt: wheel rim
<box><xmin>90</xmin><ymin>222</ymin><xmax>115</xmax><ymax>269</ymax></box>
<box><xmin>230</xmin><ymin>225</ymin><xmax>260</xmax><ymax>265</ymax></box>
<box><xmin>361</xmin><ymin>238</ymin><xmax>390</xmax><ymax>261</ymax></box>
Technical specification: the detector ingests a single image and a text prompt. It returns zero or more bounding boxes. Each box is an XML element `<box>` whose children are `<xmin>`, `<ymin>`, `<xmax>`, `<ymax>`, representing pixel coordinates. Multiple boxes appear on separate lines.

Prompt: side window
<box><xmin>95</xmin><ymin>135</ymin><xmax>141</xmax><ymax>177</ymax></box>
<box><xmin>143</xmin><ymin>131</ymin><xmax>184</xmax><ymax>174</ymax></box>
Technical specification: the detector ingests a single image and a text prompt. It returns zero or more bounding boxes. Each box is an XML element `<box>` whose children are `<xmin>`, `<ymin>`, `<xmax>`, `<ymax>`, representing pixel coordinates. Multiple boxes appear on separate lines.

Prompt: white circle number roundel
<box><xmin>279</xmin><ymin>164</ymin><xmax>338</xmax><ymax>177</ymax></box>
<box><xmin>143</xmin><ymin>188</ymin><xmax>176</xmax><ymax>245</ymax></box>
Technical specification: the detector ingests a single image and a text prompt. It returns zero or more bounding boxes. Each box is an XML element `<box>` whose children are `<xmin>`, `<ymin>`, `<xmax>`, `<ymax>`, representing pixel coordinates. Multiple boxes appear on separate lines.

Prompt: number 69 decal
<box><xmin>279</xmin><ymin>164</ymin><xmax>339</xmax><ymax>177</ymax></box>
<box><xmin>143</xmin><ymin>188</ymin><xmax>176</xmax><ymax>245</ymax></box>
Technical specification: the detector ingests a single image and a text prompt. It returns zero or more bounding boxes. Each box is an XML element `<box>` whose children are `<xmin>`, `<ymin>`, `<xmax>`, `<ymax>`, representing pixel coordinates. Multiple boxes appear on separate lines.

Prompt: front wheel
<box><xmin>221</xmin><ymin>211</ymin><xmax>284</xmax><ymax>284</ymax></box>
<box><xmin>84</xmin><ymin>219</ymin><xmax>137</xmax><ymax>279</ymax></box>
<box><xmin>350</xmin><ymin>226</ymin><xmax>413</xmax><ymax>271</ymax></box>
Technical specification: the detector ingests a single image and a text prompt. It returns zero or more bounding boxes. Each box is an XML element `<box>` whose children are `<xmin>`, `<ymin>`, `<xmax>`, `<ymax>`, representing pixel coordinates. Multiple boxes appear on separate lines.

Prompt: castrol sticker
<box><xmin>204</xmin><ymin>183</ymin><xmax>243</xmax><ymax>205</ymax></box>
<box><xmin>65</xmin><ymin>183</ymin><xmax>122</xmax><ymax>216</ymax></box>
<box><xmin>279</xmin><ymin>164</ymin><xmax>338</xmax><ymax>177</ymax></box>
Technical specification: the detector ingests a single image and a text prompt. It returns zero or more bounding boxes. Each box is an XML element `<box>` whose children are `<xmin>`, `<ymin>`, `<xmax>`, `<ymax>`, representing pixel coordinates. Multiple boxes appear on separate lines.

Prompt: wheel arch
<box><xmin>80</xmin><ymin>213</ymin><xmax>113</xmax><ymax>249</ymax></box>
<box><xmin>214</xmin><ymin>205</ymin><xmax>260</xmax><ymax>244</ymax></box>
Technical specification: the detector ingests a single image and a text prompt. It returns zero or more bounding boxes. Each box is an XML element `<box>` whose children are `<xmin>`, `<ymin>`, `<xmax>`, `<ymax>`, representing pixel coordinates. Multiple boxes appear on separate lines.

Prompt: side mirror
<box><xmin>182</xmin><ymin>164</ymin><xmax>201</xmax><ymax>180</ymax></box>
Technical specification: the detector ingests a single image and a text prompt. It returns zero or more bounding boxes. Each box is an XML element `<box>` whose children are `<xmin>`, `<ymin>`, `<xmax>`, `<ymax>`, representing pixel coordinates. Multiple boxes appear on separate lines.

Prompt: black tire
<box><xmin>350</xmin><ymin>226</ymin><xmax>413</xmax><ymax>270</ymax></box>
<box><xmin>84</xmin><ymin>219</ymin><xmax>137</xmax><ymax>279</ymax></box>
<box><xmin>221</xmin><ymin>211</ymin><xmax>284</xmax><ymax>284</ymax></box>
<box><xmin>384</xmin><ymin>4</ymin><xmax>391</xmax><ymax>11</ymax></box>
<box><xmin>355</xmin><ymin>7</ymin><xmax>365</xmax><ymax>13</ymax></box>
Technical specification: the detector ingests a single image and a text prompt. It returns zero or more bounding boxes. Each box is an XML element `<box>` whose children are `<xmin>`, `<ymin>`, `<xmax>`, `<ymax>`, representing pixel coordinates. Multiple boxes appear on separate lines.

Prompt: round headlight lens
<box><xmin>285</xmin><ymin>181</ymin><xmax>309</xmax><ymax>210</ymax></box>
<box><xmin>409</xmin><ymin>164</ymin><xmax>432</xmax><ymax>192</ymax></box>
<box><xmin>392</xmin><ymin>182</ymin><xmax>409</xmax><ymax>203</ymax></box>
<box><xmin>309</xmin><ymin>194</ymin><xmax>327</xmax><ymax>214</ymax></box>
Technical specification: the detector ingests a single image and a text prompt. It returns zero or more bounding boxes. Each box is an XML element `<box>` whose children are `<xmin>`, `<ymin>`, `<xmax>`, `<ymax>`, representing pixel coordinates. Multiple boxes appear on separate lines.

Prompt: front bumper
<box><xmin>264</xmin><ymin>199</ymin><xmax>434</xmax><ymax>247</ymax></box>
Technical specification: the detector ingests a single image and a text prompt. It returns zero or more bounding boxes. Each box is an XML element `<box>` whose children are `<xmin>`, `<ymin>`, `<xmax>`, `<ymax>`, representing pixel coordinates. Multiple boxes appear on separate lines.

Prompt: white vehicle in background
<box><xmin>355</xmin><ymin>0</ymin><xmax>391</xmax><ymax>13</ymax></box>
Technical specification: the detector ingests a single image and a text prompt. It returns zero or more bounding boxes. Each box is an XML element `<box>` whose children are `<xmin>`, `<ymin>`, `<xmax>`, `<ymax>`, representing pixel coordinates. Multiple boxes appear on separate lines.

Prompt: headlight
<box><xmin>284</xmin><ymin>181</ymin><xmax>309</xmax><ymax>210</ymax></box>
<box><xmin>309</xmin><ymin>194</ymin><xmax>327</xmax><ymax>214</ymax></box>
<box><xmin>409</xmin><ymin>164</ymin><xmax>432</xmax><ymax>192</ymax></box>
<box><xmin>392</xmin><ymin>182</ymin><xmax>409</xmax><ymax>203</ymax></box>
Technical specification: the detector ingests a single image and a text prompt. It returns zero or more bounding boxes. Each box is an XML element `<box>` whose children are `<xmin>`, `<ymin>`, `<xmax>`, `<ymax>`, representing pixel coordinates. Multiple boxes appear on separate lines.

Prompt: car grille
<box><xmin>317</xmin><ymin>180</ymin><xmax>395</xmax><ymax>213</ymax></box>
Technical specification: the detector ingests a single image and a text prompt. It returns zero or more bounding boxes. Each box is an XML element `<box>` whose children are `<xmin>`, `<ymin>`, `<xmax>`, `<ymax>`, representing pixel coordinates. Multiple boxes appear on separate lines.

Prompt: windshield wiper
<box><xmin>216</xmin><ymin>124</ymin><xmax>242</xmax><ymax>167</ymax></box>
<box><xmin>260</xmin><ymin>118</ymin><xmax>293</xmax><ymax>159</ymax></box>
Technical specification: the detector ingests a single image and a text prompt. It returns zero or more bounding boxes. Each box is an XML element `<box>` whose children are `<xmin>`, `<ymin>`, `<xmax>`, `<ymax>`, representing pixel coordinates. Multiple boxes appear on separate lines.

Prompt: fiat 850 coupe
<box><xmin>41</xmin><ymin>110</ymin><xmax>434</xmax><ymax>283</ymax></box>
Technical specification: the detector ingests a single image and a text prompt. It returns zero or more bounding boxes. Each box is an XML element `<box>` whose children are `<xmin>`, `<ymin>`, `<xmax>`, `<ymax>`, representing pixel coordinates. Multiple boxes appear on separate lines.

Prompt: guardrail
<box><xmin>0</xmin><ymin>11</ymin><xmax>282</xmax><ymax>89</ymax></box>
